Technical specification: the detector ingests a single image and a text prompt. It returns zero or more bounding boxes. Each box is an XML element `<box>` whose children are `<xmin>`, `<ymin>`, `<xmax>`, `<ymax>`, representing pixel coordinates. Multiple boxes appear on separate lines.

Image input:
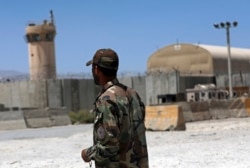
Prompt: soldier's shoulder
<box><xmin>100</xmin><ymin>85</ymin><xmax>126</xmax><ymax>101</ymax></box>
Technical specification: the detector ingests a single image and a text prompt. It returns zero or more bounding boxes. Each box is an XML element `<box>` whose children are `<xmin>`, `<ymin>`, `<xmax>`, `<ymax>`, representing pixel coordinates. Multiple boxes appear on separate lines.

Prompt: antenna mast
<box><xmin>50</xmin><ymin>10</ymin><xmax>54</xmax><ymax>24</ymax></box>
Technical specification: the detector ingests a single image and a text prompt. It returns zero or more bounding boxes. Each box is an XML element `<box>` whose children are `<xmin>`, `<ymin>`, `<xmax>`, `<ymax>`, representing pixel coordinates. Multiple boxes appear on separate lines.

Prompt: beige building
<box><xmin>146</xmin><ymin>43</ymin><xmax>250</xmax><ymax>103</ymax></box>
<box><xmin>147</xmin><ymin>43</ymin><xmax>250</xmax><ymax>77</ymax></box>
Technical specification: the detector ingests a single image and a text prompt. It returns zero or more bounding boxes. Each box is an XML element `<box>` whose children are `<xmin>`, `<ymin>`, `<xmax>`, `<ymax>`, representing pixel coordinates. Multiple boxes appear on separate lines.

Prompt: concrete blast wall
<box><xmin>0</xmin><ymin>77</ymin><xmax>146</xmax><ymax>112</ymax></box>
<box><xmin>0</xmin><ymin>81</ymin><xmax>47</xmax><ymax>108</ymax></box>
<box><xmin>175</xmin><ymin>98</ymin><xmax>250</xmax><ymax>122</ymax></box>
<box><xmin>216</xmin><ymin>73</ymin><xmax>250</xmax><ymax>88</ymax></box>
<box><xmin>146</xmin><ymin>71</ymin><xmax>179</xmax><ymax>105</ymax></box>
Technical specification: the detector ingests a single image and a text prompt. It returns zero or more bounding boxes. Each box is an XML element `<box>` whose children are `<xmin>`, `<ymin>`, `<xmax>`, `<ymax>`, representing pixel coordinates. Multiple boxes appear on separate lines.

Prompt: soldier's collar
<box><xmin>103</xmin><ymin>78</ymin><xmax>119</xmax><ymax>90</ymax></box>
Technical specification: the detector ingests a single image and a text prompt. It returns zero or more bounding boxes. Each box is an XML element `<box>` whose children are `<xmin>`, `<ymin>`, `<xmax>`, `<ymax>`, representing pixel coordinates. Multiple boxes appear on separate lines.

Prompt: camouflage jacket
<box><xmin>86</xmin><ymin>78</ymin><xmax>148</xmax><ymax>168</ymax></box>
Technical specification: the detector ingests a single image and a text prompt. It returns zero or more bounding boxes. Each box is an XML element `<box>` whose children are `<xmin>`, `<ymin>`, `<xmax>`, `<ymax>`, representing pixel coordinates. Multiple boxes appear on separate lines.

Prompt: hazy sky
<box><xmin>1</xmin><ymin>0</ymin><xmax>250</xmax><ymax>74</ymax></box>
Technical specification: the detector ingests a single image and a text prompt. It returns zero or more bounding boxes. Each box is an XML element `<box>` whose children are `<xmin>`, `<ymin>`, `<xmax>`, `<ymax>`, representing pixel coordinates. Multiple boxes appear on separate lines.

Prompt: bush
<box><xmin>69</xmin><ymin>110</ymin><xmax>95</xmax><ymax>124</ymax></box>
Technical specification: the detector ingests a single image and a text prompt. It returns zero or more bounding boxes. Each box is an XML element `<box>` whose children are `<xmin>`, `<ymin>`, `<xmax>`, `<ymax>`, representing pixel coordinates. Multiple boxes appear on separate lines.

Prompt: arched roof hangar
<box><xmin>147</xmin><ymin>43</ymin><xmax>250</xmax><ymax>76</ymax></box>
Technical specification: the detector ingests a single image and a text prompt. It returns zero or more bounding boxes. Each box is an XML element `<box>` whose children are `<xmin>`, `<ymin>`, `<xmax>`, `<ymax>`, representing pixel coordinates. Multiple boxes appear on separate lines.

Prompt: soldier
<box><xmin>81</xmin><ymin>48</ymin><xmax>149</xmax><ymax>168</ymax></box>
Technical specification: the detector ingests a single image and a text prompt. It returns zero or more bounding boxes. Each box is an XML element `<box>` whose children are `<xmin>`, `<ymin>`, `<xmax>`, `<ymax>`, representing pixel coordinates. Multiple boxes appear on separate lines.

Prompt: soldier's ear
<box><xmin>92</xmin><ymin>65</ymin><xmax>98</xmax><ymax>73</ymax></box>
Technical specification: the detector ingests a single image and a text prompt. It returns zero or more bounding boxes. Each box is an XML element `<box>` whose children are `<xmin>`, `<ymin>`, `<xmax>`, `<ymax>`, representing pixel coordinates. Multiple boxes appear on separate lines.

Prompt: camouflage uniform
<box><xmin>86</xmin><ymin>78</ymin><xmax>149</xmax><ymax>168</ymax></box>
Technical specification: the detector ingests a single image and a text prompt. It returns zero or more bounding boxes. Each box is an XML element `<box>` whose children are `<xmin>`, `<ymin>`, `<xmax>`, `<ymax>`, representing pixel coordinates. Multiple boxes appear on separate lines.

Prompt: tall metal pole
<box><xmin>213</xmin><ymin>21</ymin><xmax>237</xmax><ymax>99</ymax></box>
<box><xmin>226</xmin><ymin>27</ymin><xmax>233</xmax><ymax>99</ymax></box>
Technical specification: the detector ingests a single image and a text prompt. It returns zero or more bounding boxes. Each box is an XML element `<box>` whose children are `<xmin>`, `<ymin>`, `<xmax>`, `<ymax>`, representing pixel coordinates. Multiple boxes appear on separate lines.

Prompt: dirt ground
<box><xmin>0</xmin><ymin>117</ymin><xmax>250</xmax><ymax>168</ymax></box>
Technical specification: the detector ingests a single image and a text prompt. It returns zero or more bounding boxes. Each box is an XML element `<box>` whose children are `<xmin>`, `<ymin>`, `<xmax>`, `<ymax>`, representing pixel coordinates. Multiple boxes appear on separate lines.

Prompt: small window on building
<box><xmin>34</xmin><ymin>34</ymin><xmax>41</xmax><ymax>41</ymax></box>
<box><xmin>25</xmin><ymin>35</ymin><xmax>31</xmax><ymax>43</ymax></box>
<box><xmin>212</xmin><ymin>92</ymin><xmax>216</xmax><ymax>98</ymax></box>
<box><xmin>208</xmin><ymin>92</ymin><xmax>212</xmax><ymax>99</ymax></box>
<box><xmin>29</xmin><ymin>34</ymin><xmax>41</xmax><ymax>42</ymax></box>
<box><xmin>195</xmin><ymin>92</ymin><xmax>199</xmax><ymax>101</ymax></box>
<box><xmin>45</xmin><ymin>32</ymin><xmax>54</xmax><ymax>41</ymax></box>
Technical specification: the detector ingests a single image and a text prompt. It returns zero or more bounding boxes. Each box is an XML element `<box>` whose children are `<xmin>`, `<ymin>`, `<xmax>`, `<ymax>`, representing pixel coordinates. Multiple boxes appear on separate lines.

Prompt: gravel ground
<box><xmin>0</xmin><ymin>117</ymin><xmax>250</xmax><ymax>168</ymax></box>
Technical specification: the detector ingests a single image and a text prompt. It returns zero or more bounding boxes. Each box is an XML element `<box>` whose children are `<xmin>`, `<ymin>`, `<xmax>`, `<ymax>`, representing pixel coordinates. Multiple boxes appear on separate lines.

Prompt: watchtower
<box><xmin>25</xmin><ymin>10</ymin><xmax>57</xmax><ymax>80</ymax></box>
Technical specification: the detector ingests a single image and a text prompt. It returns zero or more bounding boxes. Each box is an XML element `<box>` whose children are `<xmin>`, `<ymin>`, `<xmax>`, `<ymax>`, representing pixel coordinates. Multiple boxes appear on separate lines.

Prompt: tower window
<box><xmin>26</xmin><ymin>32</ymin><xmax>54</xmax><ymax>42</ymax></box>
<box><xmin>26</xmin><ymin>34</ymin><xmax>41</xmax><ymax>42</ymax></box>
<box><xmin>25</xmin><ymin>35</ymin><xmax>31</xmax><ymax>43</ymax></box>
<box><xmin>32</xmin><ymin>34</ymin><xmax>41</xmax><ymax>42</ymax></box>
<box><xmin>45</xmin><ymin>32</ymin><xmax>54</xmax><ymax>41</ymax></box>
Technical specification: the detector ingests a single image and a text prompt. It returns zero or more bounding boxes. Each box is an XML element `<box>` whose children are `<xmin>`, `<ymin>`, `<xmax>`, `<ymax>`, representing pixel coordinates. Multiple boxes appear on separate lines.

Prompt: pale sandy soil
<box><xmin>0</xmin><ymin>117</ymin><xmax>250</xmax><ymax>168</ymax></box>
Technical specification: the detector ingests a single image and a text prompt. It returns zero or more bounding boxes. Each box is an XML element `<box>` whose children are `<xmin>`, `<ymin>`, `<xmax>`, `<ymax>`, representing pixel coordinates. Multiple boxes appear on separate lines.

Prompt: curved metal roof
<box><xmin>147</xmin><ymin>43</ymin><xmax>250</xmax><ymax>76</ymax></box>
<box><xmin>199</xmin><ymin>44</ymin><xmax>250</xmax><ymax>60</ymax></box>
